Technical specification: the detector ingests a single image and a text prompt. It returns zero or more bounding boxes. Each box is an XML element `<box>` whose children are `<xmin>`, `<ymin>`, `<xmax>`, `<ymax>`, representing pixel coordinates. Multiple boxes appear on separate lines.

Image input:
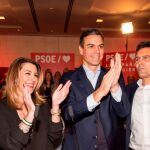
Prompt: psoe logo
<box><xmin>62</xmin><ymin>55</ymin><xmax>70</xmax><ymax>63</ymax></box>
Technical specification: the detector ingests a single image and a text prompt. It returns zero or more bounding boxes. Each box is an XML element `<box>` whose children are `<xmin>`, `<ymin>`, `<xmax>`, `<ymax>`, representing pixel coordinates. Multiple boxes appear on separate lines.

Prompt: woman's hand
<box><xmin>51</xmin><ymin>80</ymin><xmax>71</xmax><ymax>123</ymax></box>
<box><xmin>23</xmin><ymin>85</ymin><xmax>35</xmax><ymax>122</ymax></box>
<box><xmin>52</xmin><ymin>80</ymin><xmax>71</xmax><ymax>107</ymax></box>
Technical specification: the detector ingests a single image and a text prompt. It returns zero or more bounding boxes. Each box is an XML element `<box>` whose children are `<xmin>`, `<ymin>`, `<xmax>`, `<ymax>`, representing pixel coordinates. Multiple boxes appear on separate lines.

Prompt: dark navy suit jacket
<box><xmin>125</xmin><ymin>81</ymin><xmax>138</xmax><ymax>150</ymax></box>
<box><xmin>61</xmin><ymin>66</ymin><xmax>130</xmax><ymax>150</ymax></box>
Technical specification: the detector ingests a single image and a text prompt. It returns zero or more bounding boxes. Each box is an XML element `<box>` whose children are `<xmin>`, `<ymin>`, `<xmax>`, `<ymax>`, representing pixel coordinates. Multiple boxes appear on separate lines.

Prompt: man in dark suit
<box><xmin>61</xmin><ymin>29</ymin><xmax>130</xmax><ymax>150</ymax></box>
<box><xmin>126</xmin><ymin>41</ymin><xmax>150</xmax><ymax>150</ymax></box>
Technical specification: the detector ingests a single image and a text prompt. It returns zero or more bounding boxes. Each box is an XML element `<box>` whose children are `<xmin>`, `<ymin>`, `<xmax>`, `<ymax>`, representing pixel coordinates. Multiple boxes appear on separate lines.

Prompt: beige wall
<box><xmin>0</xmin><ymin>35</ymin><xmax>149</xmax><ymax>68</ymax></box>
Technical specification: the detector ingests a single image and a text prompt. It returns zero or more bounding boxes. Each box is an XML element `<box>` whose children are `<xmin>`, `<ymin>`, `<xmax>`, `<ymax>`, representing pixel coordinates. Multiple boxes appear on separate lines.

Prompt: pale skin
<box><xmin>16</xmin><ymin>63</ymin><xmax>71</xmax><ymax>123</ymax></box>
<box><xmin>51</xmin><ymin>81</ymin><xmax>71</xmax><ymax>122</ymax></box>
<box><xmin>79</xmin><ymin>34</ymin><xmax>122</xmax><ymax>103</ymax></box>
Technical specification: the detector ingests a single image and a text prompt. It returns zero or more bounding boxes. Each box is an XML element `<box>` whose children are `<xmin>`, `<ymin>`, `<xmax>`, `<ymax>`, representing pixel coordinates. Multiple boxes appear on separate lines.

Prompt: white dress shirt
<box><xmin>130</xmin><ymin>79</ymin><xmax>150</xmax><ymax>150</ymax></box>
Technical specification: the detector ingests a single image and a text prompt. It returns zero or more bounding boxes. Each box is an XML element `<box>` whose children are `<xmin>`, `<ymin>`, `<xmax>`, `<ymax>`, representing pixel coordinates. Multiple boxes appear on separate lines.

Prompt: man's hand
<box><xmin>93</xmin><ymin>53</ymin><xmax>122</xmax><ymax>102</ymax></box>
<box><xmin>110</xmin><ymin>53</ymin><xmax>122</xmax><ymax>92</ymax></box>
<box><xmin>93</xmin><ymin>66</ymin><xmax>116</xmax><ymax>102</ymax></box>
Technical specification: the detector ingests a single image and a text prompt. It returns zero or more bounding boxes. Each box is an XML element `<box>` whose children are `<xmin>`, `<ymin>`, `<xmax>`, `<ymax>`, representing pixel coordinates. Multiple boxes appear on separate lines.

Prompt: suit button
<box><xmin>94</xmin><ymin>144</ymin><xmax>98</xmax><ymax>148</ymax></box>
<box><xmin>92</xmin><ymin>135</ymin><xmax>98</xmax><ymax>139</ymax></box>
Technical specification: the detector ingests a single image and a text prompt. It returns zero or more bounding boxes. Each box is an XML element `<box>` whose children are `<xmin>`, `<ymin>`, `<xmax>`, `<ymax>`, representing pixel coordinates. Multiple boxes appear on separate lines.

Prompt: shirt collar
<box><xmin>137</xmin><ymin>79</ymin><xmax>150</xmax><ymax>89</ymax></box>
<box><xmin>82</xmin><ymin>64</ymin><xmax>101</xmax><ymax>73</ymax></box>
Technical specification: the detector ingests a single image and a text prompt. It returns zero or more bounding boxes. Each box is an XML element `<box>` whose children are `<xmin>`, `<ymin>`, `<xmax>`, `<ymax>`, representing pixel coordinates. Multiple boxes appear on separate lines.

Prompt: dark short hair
<box><xmin>136</xmin><ymin>41</ymin><xmax>150</xmax><ymax>52</ymax></box>
<box><xmin>79</xmin><ymin>29</ymin><xmax>104</xmax><ymax>48</ymax></box>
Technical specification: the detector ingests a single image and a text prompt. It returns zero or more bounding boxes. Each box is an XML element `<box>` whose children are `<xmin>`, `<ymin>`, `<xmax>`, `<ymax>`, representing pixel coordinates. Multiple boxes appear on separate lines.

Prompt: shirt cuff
<box><xmin>87</xmin><ymin>94</ymin><xmax>100</xmax><ymax>112</ymax></box>
<box><xmin>111</xmin><ymin>85</ymin><xmax>122</xmax><ymax>102</ymax></box>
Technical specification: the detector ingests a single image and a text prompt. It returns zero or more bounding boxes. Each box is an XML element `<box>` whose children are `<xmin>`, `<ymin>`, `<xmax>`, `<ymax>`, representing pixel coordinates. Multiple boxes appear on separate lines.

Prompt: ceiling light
<box><xmin>17</xmin><ymin>28</ymin><xmax>21</xmax><ymax>32</ymax></box>
<box><xmin>49</xmin><ymin>7</ymin><xmax>54</xmax><ymax>10</ymax></box>
<box><xmin>148</xmin><ymin>21</ymin><xmax>150</xmax><ymax>24</ymax></box>
<box><xmin>0</xmin><ymin>25</ymin><xmax>22</xmax><ymax>29</ymax></box>
<box><xmin>49</xmin><ymin>7</ymin><xmax>55</xmax><ymax>12</ymax></box>
<box><xmin>121</xmin><ymin>22</ymin><xmax>133</xmax><ymax>34</ymax></box>
<box><xmin>96</xmin><ymin>19</ymin><xmax>103</xmax><ymax>23</ymax></box>
<box><xmin>0</xmin><ymin>16</ymin><xmax>5</xmax><ymax>20</ymax></box>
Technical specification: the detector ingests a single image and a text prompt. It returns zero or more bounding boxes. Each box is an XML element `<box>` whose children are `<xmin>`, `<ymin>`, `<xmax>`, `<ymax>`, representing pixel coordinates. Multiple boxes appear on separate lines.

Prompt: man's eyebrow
<box><xmin>86</xmin><ymin>43</ymin><xmax>94</xmax><ymax>46</ymax></box>
<box><xmin>99</xmin><ymin>43</ymin><xmax>104</xmax><ymax>46</ymax></box>
<box><xmin>86</xmin><ymin>43</ymin><xmax>104</xmax><ymax>46</ymax></box>
<box><xmin>136</xmin><ymin>54</ymin><xmax>150</xmax><ymax>57</ymax></box>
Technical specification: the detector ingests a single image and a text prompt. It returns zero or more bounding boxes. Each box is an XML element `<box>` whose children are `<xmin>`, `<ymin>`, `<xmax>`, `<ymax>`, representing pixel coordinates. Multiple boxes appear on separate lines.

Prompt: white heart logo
<box><xmin>62</xmin><ymin>55</ymin><xmax>70</xmax><ymax>63</ymax></box>
<box><xmin>129</xmin><ymin>53</ymin><xmax>135</xmax><ymax>60</ymax></box>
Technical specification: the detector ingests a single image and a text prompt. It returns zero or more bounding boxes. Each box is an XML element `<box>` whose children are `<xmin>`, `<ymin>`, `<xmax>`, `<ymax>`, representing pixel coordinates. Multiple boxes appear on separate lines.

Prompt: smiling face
<box><xmin>135</xmin><ymin>47</ymin><xmax>150</xmax><ymax>84</ymax></box>
<box><xmin>79</xmin><ymin>35</ymin><xmax>104</xmax><ymax>72</ymax></box>
<box><xmin>17</xmin><ymin>62</ymin><xmax>38</xmax><ymax>95</ymax></box>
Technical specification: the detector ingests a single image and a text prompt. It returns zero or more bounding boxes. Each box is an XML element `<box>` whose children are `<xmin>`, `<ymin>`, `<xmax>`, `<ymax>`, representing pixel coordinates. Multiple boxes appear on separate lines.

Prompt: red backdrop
<box><xmin>31</xmin><ymin>53</ymin><xmax>75</xmax><ymax>75</ymax></box>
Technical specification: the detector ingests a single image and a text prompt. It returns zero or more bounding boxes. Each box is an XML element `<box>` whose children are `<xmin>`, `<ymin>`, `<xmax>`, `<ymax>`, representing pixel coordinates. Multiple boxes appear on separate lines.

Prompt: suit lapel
<box><xmin>95</xmin><ymin>68</ymin><xmax>106</xmax><ymax>90</ymax></box>
<box><xmin>76</xmin><ymin>66</ymin><xmax>94</xmax><ymax>95</ymax></box>
<box><xmin>76</xmin><ymin>66</ymin><xmax>107</xmax><ymax>95</ymax></box>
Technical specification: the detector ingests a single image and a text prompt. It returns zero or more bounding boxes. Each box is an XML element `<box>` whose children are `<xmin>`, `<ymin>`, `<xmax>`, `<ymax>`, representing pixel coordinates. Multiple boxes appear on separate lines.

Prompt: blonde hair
<box><xmin>6</xmin><ymin>57</ymin><xmax>45</xmax><ymax>108</ymax></box>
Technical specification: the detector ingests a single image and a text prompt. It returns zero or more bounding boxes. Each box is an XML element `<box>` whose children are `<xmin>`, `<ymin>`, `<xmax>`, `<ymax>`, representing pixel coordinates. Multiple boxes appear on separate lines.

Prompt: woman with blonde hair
<box><xmin>0</xmin><ymin>57</ymin><xmax>71</xmax><ymax>150</ymax></box>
